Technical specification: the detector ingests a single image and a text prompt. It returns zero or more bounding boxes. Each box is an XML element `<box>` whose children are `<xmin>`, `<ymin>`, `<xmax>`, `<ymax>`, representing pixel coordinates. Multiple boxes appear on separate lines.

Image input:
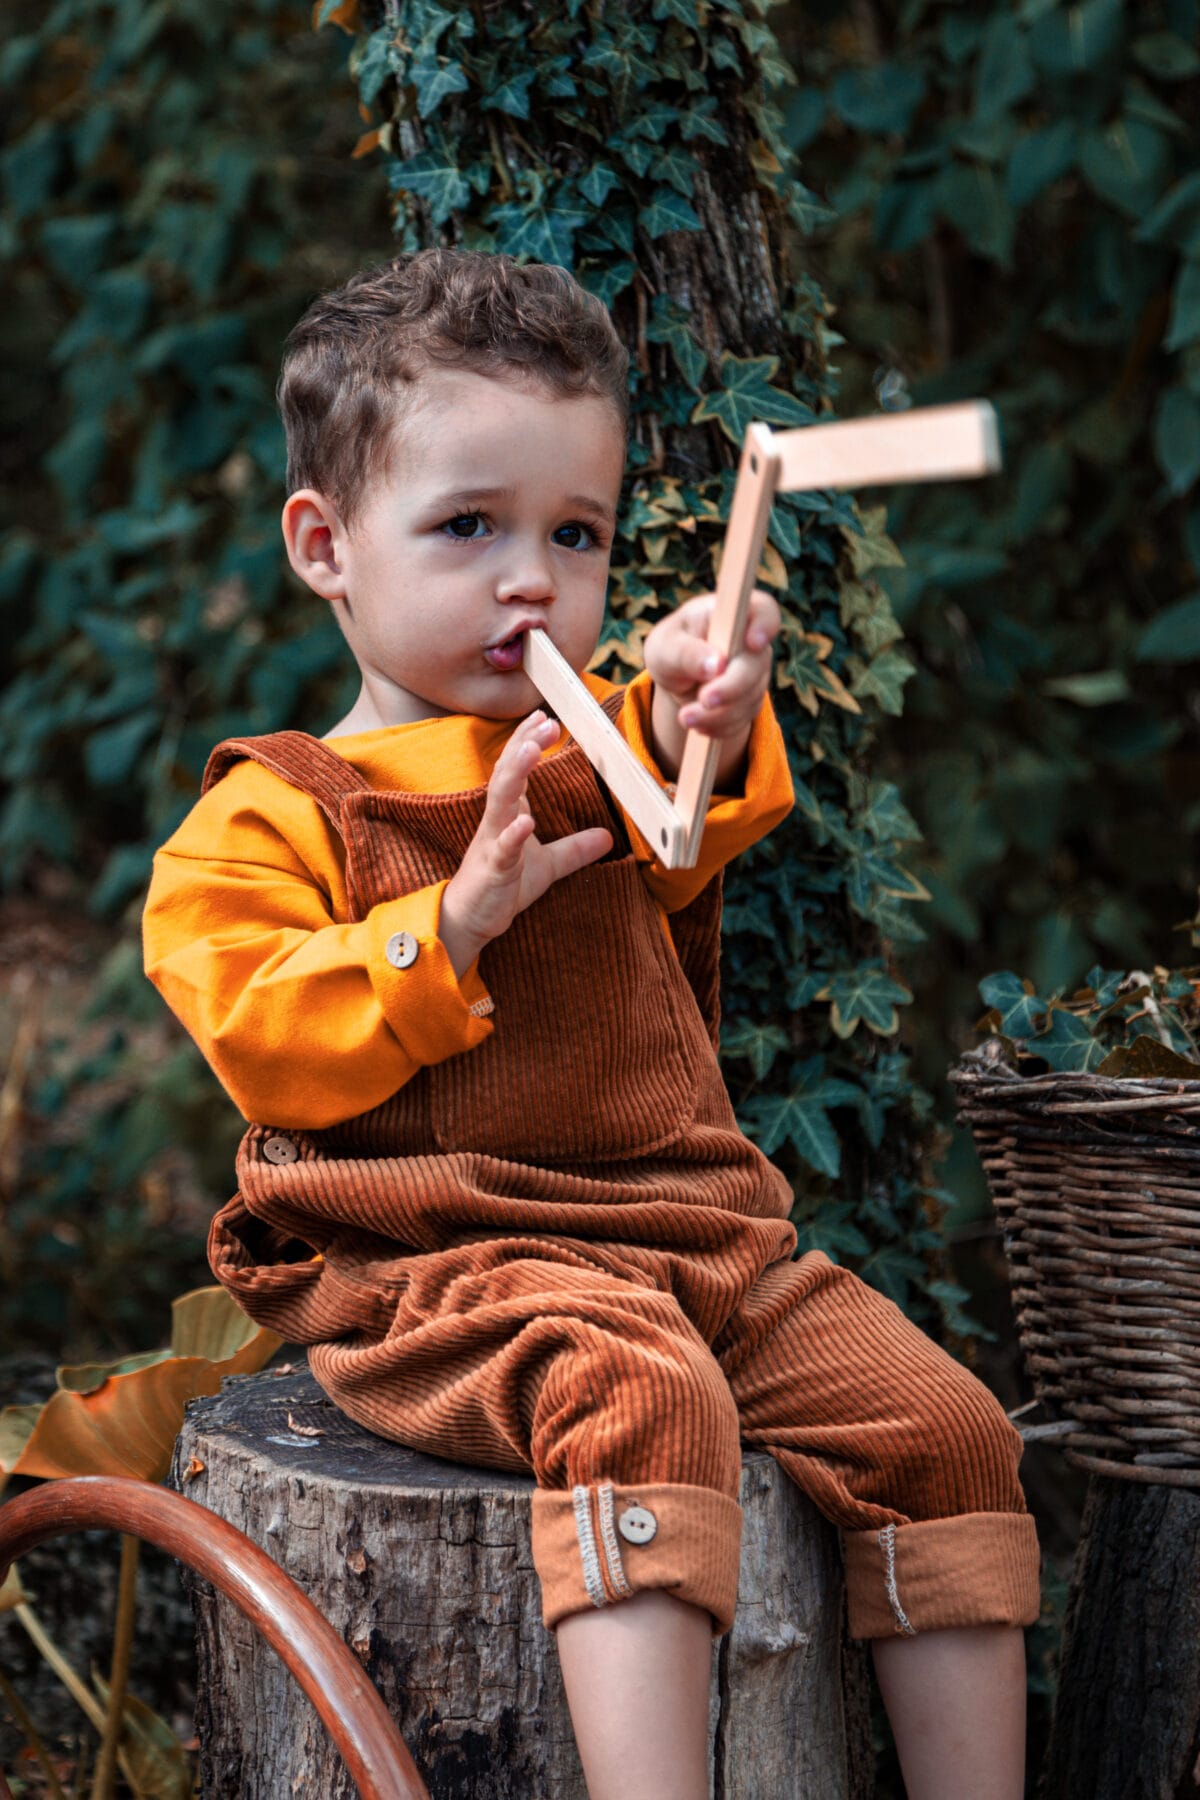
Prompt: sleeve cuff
<box><xmin>364</xmin><ymin>880</ymin><xmax>495</xmax><ymax>1067</ymax></box>
<box><xmin>615</xmin><ymin>675</ymin><xmax>794</xmax><ymax>899</ymax></box>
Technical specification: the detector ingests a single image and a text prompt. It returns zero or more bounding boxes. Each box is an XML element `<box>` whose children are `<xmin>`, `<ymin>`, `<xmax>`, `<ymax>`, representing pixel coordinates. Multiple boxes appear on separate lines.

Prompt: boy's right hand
<box><xmin>438</xmin><ymin>710</ymin><xmax>613</xmax><ymax>978</ymax></box>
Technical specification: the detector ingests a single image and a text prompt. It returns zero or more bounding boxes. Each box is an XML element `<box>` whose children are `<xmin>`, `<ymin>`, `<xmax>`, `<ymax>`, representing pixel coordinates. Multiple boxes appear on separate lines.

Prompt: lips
<box><xmin>483</xmin><ymin>619</ymin><xmax>542</xmax><ymax>673</ymax></box>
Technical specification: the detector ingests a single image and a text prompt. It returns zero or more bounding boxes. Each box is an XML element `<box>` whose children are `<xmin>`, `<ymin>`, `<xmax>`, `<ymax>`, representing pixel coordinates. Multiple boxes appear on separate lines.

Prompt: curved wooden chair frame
<box><xmin>0</xmin><ymin>1475</ymin><xmax>430</xmax><ymax>1800</ymax></box>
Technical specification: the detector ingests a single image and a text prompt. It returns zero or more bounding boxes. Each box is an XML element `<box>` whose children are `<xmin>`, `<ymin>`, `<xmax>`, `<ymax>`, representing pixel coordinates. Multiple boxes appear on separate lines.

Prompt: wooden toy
<box><xmin>524</xmin><ymin>400</ymin><xmax>1001</xmax><ymax>868</ymax></box>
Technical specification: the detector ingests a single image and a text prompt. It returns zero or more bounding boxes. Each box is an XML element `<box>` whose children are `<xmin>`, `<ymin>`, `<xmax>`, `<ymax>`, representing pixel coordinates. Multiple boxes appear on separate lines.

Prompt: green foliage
<box><xmin>0</xmin><ymin>0</ymin><xmax>383</xmax><ymax>1356</ymax></box>
<box><xmin>977</xmin><ymin>962</ymin><xmax>1200</xmax><ymax>1072</ymax></box>
<box><xmin>329</xmin><ymin>0</ymin><xmax>960</xmax><ymax>1334</ymax></box>
<box><xmin>779</xmin><ymin>0</ymin><xmax>1200</xmax><ymax>1179</ymax></box>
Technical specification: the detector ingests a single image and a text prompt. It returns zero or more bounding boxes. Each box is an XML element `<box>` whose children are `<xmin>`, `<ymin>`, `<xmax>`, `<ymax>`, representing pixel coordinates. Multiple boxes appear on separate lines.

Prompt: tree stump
<box><xmin>169</xmin><ymin>1363</ymin><xmax>872</xmax><ymax>1799</ymax></box>
<box><xmin>1038</xmin><ymin>1476</ymin><xmax>1200</xmax><ymax>1799</ymax></box>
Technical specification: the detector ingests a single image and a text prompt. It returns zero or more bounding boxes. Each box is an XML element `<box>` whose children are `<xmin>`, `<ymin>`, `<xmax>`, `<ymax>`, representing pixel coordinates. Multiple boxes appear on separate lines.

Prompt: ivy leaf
<box><xmin>680</xmin><ymin>96</ymin><xmax>730</xmax><ymax>146</ymax></box>
<box><xmin>840</xmin><ymin>581</ymin><xmax>904</xmax><ymax>657</ymax></box>
<box><xmin>488</xmin><ymin>200</ymin><xmax>589</xmax><ymax>265</ymax></box>
<box><xmin>388</xmin><ymin>150</ymin><xmax>471</xmax><ymax>226</ymax></box>
<box><xmin>482</xmin><ymin>69</ymin><xmax>536</xmax><ymax>119</ymax></box>
<box><xmin>577</xmin><ymin>257</ymin><xmax>637</xmax><ymax>306</ymax></box>
<box><xmin>1131</xmin><ymin>32</ymin><xmax>1200</xmax><ymax>80</ymax></box>
<box><xmin>413</xmin><ymin>56</ymin><xmax>471</xmax><ymax>119</ymax></box>
<box><xmin>817</xmin><ymin>963</ymin><xmax>913</xmax><ymax>1038</ymax></box>
<box><xmin>776</xmin><ymin>631</ymin><xmax>862</xmax><ymax>717</ymax></box>
<box><xmin>579</xmin><ymin>164</ymin><xmax>621</xmax><ymax>206</ymax></box>
<box><xmin>1134</xmin><ymin>592</ymin><xmax>1200</xmax><ymax>662</ymax></box>
<box><xmin>849</xmin><ymin>646</ymin><xmax>916</xmax><ymax>716</ymax></box>
<box><xmin>1154</xmin><ymin>390</ymin><xmax>1200</xmax><ymax>496</ymax></box>
<box><xmin>1165</xmin><ymin>260</ymin><xmax>1200</xmax><ymax>355</ymax></box>
<box><xmin>1037</xmin><ymin>1008</ymin><xmax>1109</xmax><ymax>1073</ymax></box>
<box><xmin>743</xmin><ymin>1056</ymin><xmax>860</xmax><ymax>1177</ymax></box>
<box><xmin>831</xmin><ymin>63</ymin><xmax>926</xmax><ymax>136</ymax></box>
<box><xmin>1078</xmin><ymin>120</ymin><xmax>1170</xmax><ymax>220</ymax></box>
<box><xmin>625</xmin><ymin>103</ymin><xmax>680</xmax><ymax>142</ymax></box>
<box><xmin>1136</xmin><ymin>172</ymin><xmax>1200</xmax><ymax>253</ymax></box>
<box><xmin>1006</xmin><ymin>120</ymin><xmax>1077</xmax><ymax>207</ymax></box>
<box><xmin>1028</xmin><ymin>0</ymin><xmax>1122</xmax><ymax>76</ymax></box>
<box><xmin>691</xmin><ymin>352</ymin><xmax>814</xmax><ymax>444</ymax></box>
<box><xmin>973</xmin><ymin>18</ymin><xmax>1034</xmax><ymax>126</ymax></box>
<box><xmin>977</xmin><ymin>972</ymin><xmax>1048</xmax><ymax>1038</ymax></box>
<box><xmin>639</xmin><ymin>189</ymin><xmax>702</xmax><ymax>238</ymax></box>
<box><xmin>652</xmin><ymin>0</ymin><xmax>700</xmax><ymax>25</ymax></box>
<box><xmin>645</xmin><ymin>297</ymin><xmax>707</xmax><ymax>386</ymax></box>
<box><xmin>858</xmin><ymin>781</ymin><xmax>922</xmax><ymax>847</ymax></box>
<box><xmin>655</xmin><ymin>145</ymin><xmax>700</xmax><ymax>199</ymax></box>
<box><xmin>720</xmin><ymin>1017</ymin><xmax>789</xmax><ymax>1080</ymax></box>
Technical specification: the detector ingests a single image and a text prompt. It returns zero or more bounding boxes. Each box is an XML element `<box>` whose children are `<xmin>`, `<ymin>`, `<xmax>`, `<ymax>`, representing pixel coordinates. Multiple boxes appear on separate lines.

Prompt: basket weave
<box><xmin>952</xmin><ymin>1046</ymin><xmax>1200</xmax><ymax>1488</ymax></box>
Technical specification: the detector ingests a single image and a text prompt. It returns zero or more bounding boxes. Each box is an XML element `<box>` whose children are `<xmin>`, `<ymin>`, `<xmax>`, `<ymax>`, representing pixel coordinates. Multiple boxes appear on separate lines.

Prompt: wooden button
<box><xmin>385</xmin><ymin>931</ymin><xmax>419</xmax><ymax>970</ymax></box>
<box><xmin>618</xmin><ymin>1504</ymin><xmax>657</xmax><ymax>1545</ymax></box>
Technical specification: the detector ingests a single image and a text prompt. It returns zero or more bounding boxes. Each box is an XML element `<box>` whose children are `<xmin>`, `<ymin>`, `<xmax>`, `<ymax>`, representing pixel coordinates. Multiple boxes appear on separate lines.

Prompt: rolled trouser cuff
<box><xmin>531</xmin><ymin>1480</ymin><xmax>743</xmax><ymax>1641</ymax></box>
<box><xmin>842</xmin><ymin>1511</ymin><xmax>1041</xmax><ymax>1640</ymax></box>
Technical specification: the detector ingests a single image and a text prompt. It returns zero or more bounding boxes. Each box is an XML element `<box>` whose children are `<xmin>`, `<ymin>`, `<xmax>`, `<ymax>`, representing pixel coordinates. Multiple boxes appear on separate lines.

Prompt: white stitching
<box><xmin>878</xmin><ymin>1524</ymin><xmax>918</xmax><ymax>1637</ymax></box>
<box><xmin>596</xmin><ymin>1484</ymin><xmax>634</xmax><ymax>1599</ymax></box>
<box><xmin>573</xmin><ymin>1485</ymin><xmax>607</xmax><ymax>1609</ymax></box>
<box><xmin>468</xmin><ymin>996</ymin><xmax>494</xmax><ymax>1018</ymax></box>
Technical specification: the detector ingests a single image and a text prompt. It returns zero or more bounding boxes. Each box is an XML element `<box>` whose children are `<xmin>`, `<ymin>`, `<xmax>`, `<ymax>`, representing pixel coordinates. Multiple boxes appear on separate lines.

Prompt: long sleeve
<box><xmin>143</xmin><ymin>759</ymin><xmax>493</xmax><ymax>1129</ymax></box>
<box><xmin>614</xmin><ymin>672</ymin><xmax>794</xmax><ymax>911</ymax></box>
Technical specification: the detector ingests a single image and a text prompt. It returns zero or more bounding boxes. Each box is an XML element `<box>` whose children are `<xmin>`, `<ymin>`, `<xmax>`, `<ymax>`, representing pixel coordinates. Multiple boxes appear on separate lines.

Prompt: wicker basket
<box><xmin>952</xmin><ymin>1046</ymin><xmax>1200</xmax><ymax>1488</ymax></box>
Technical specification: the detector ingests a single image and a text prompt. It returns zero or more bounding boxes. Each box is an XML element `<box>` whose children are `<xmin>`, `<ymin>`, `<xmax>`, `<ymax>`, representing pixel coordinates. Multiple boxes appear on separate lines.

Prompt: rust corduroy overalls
<box><xmin>204</xmin><ymin>714</ymin><xmax>1040</xmax><ymax>1642</ymax></box>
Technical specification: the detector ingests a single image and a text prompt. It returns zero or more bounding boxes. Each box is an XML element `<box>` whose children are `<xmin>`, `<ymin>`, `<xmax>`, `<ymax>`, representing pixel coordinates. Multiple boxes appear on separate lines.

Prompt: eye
<box><xmin>553</xmin><ymin>520</ymin><xmax>606</xmax><ymax>552</ymax></box>
<box><xmin>440</xmin><ymin>512</ymin><xmax>490</xmax><ymax>541</ymax></box>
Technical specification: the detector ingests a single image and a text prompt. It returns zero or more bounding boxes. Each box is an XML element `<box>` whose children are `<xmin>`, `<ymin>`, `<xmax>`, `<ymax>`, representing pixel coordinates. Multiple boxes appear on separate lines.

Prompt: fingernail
<box><xmin>702</xmin><ymin>654</ymin><xmax>720</xmax><ymax>676</ymax></box>
<box><xmin>703</xmin><ymin>687</ymin><xmax>722</xmax><ymax>708</ymax></box>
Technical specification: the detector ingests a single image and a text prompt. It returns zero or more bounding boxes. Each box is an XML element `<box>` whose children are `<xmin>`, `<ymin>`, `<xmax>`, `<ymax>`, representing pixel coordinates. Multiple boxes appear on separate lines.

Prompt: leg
<box><xmin>872</xmin><ymin>1624</ymin><xmax>1026</xmax><ymax>1800</ymax></box>
<box><xmin>556</xmin><ymin>1589</ymin><xmax>713</xmax><ymax>1800</ymax></box>
<box><xmin>714</xmin><ymin>1251</ymin><xmax>1040</xmax><ymax>1792</ymax></box>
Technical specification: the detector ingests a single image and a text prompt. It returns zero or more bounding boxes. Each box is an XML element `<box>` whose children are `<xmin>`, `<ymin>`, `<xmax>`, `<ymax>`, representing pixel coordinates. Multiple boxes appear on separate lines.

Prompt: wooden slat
<box><xmin>773</xmin><ymin>400</ymin><xmax>1000</xmax><ymax>494</ymax></box>
<box><xmin>672</xmin><ymin>423</ymin><xmax>780</xmax><ymax>866</ymax></box>
<box><xmin>525</xmin><ymin>402</ymin><xmax>1002</xmax><ymax>872</ymax></box>
<box><xmin>522</xmin><ymin>627</ymin><xmax>686</xmax><ymax>866</ymax></box>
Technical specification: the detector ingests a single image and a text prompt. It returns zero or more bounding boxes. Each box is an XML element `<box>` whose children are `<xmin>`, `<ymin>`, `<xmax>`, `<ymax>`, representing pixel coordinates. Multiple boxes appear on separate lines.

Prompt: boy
<box><xmin>143</xmin><ymin>249</ymin><xmax>1039</xmax><ymax>1800</ymax></box>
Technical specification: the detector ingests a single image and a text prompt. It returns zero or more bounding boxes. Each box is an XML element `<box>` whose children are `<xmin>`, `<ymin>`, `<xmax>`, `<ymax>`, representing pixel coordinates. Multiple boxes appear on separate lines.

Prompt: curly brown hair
<box><xmin>278</xmin><ymin>249</ymin><xmax>630</xmax><ymax>528</ymax></box>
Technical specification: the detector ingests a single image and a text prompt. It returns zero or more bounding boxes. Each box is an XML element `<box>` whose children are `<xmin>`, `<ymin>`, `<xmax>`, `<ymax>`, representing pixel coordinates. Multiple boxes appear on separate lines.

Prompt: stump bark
<box><xmin>1039</xmin><ymin>1476</ymin><xmax>1200</xmax><ymax>1800</ymax></box>
<box><xmin>170</xmin><ymin>1363</ymin><xmax>872</xmax><ymax>1799</ymax></box>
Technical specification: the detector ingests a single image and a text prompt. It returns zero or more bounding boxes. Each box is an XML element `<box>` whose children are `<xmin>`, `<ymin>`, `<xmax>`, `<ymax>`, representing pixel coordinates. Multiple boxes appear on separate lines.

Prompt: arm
<box><xmin>144</xmin><ymin>723</ymin><xmax>612</xmax><ymax>1131</ymax></box>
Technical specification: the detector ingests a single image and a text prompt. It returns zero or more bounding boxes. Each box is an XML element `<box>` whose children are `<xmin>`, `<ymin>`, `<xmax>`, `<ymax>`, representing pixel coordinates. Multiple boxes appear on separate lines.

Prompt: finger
<box><xmin>744</xmin><ymin>589</ymin><xmax>783</xmax><ymax>652</ymax></box>
<box><xmin>486</xmin><ymin>714</ymin><xmax>557</xmax><ymax>823</ymax></box>
<box><xmin>540</xmin><ymin>826</ymin><xmax>613</xmax><ymax>885</ymax></box>
<box><xmin>681</xmin><ymin>649</ymin><xmax>771</xmax><ymax>722</ymax></box>
<box><xmin>492</xmin><ymin>809</ymin><xmax>538</xmax><ymax>870</ymax></box>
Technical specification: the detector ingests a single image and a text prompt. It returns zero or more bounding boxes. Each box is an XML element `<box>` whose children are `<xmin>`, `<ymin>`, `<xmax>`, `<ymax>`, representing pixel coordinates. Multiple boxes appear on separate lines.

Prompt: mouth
<box><xmin>483</xmin><ymin>619</ymin><xmax>543</xmax><ymax>673</ymax></box>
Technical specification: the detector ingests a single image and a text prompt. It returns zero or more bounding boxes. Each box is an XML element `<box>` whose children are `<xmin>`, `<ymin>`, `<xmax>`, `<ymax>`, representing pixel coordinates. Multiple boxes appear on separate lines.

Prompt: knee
<box><xmin>532</xmin><ymin>1328</ymin><xmax>743</xmax><ymax>1495</ymax></box>
<box><xmin>901</xmin><ymin>1363</ymin><xmax>1024</xmax><ymax>1517</ymax></box>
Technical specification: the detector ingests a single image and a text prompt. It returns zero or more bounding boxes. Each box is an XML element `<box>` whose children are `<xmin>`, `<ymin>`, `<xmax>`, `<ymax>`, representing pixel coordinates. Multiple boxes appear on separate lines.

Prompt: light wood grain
<box><xmin>522</xmin><ymin>402</ymin><xmax>1001</xmax><ymax>870</ymax></box>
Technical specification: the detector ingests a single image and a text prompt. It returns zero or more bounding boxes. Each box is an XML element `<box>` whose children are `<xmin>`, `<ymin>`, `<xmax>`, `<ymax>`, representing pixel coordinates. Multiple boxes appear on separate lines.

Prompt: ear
<box><xmin>281</xmin><ymin>489</ymin><xmax>348</xmax><ymax>601</ymax></box>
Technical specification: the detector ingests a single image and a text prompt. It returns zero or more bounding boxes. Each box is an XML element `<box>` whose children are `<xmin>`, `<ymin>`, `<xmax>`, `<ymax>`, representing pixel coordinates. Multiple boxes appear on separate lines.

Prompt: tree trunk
<box><xmin>1039</xmin><ymin>1477</ymin><xmax>1200</xmax><ymax>1799</ymax></box>
<box><xmin>170</xmin><ymin>1364</ymin><xmax>872</xmax><ymax>1800</ymax></box>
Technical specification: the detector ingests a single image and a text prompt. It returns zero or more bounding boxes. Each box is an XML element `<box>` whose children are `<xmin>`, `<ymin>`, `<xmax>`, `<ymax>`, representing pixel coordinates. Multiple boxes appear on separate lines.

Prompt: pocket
<box><xmin>430</xmin><ymin>858</ymin><xmax>705</xmax><ymax>1163</ymax></box>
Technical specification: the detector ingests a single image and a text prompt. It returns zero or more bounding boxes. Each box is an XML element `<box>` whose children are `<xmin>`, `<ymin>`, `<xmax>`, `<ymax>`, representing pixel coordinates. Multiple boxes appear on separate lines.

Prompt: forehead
<box><xmin>391</xmin><ymin>366</ymin><xmax>626</xmax><ymax>497</ymax></box>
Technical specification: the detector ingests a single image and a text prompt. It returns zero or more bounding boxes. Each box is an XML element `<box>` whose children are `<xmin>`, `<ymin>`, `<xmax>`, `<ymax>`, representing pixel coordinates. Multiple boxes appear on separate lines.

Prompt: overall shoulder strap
<box><xmin>202</xmin><ymin>731</ymin><xmax>366</xmax><ymax>835</ymax></box>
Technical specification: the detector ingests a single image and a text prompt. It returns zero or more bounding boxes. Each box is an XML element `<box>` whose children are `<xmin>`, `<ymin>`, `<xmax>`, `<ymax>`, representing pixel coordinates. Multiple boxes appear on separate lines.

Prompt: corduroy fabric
<box><xmin>201</xmin><ymin>719</ymin><xmax>1040</xmax><ymax>1642</ymax></box>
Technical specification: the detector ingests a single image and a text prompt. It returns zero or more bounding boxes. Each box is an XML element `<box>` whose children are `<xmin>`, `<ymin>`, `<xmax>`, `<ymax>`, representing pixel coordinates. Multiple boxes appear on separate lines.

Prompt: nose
<box><xmin>495</xmin><ymin>539</ymin><xmax>555</xmax><ymax>606</ymax></box>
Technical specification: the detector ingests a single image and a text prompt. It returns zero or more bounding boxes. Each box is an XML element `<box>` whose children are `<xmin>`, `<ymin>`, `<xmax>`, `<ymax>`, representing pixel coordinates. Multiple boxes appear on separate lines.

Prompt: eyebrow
<box><xmin>426</xmin><ymin>485</ymin><xmax>617</xmax><ymax>525</ymax></box>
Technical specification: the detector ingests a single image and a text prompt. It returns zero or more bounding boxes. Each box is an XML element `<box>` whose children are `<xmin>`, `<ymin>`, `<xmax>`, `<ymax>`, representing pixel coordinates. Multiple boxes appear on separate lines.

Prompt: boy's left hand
<box><xmin>644</xmin><ymin>588</ymin><xmax>781</xmax><ymax>739</ymax></box>
<box><xmin>643</xmin><ymin>588</ymin><xmax>781</xmax><ymax>789</ymax></box>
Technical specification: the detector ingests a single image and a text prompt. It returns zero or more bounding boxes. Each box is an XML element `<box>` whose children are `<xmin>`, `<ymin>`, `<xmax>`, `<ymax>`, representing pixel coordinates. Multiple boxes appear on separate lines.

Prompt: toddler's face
<box><xmin>305</xmin><ymin>366</ymin><xmax>626</xmax><ymax>728</ymax></box>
